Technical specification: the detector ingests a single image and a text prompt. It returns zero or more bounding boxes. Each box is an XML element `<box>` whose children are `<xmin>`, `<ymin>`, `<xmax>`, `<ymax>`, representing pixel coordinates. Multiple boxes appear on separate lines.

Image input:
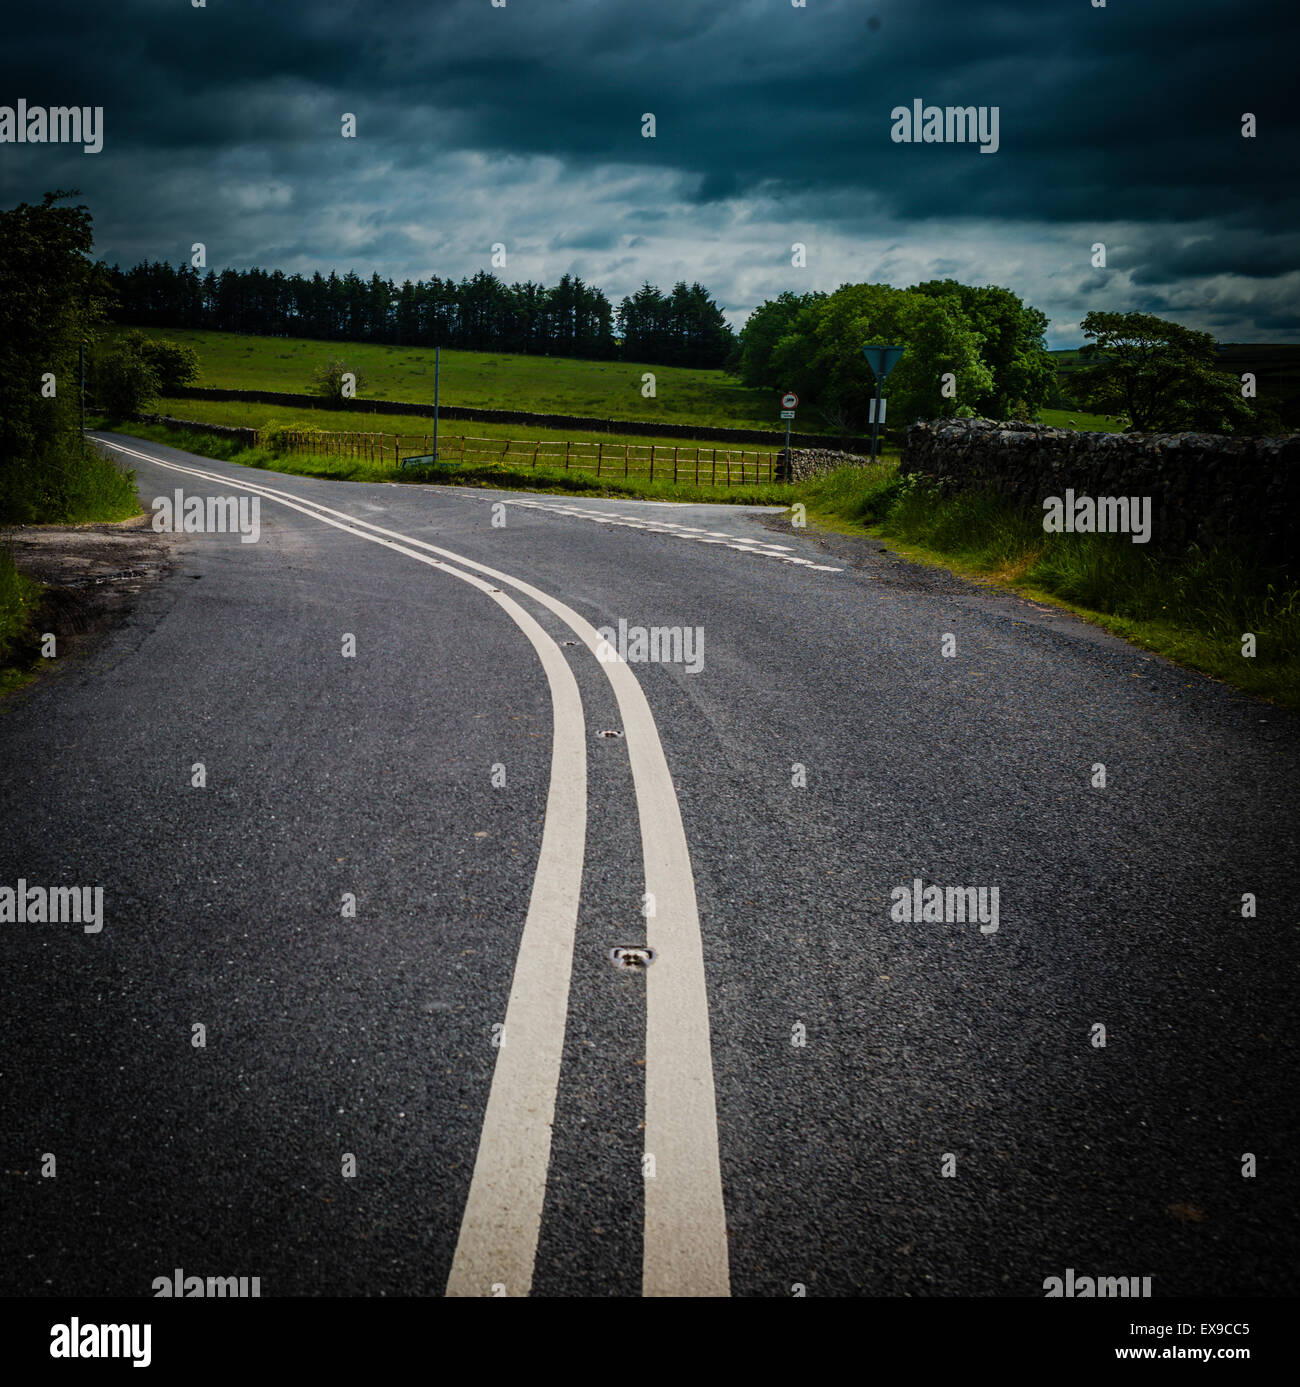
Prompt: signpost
<box><xmin>780</xmin><ymin>392</ymin><xmax>798</xmax><ymax>479</ymax></box>
<box><xmin>433</xmin><ymin>345</ymin><xmax>440</xmax><ymax>462</ymax></box>
<box><xmin>861</xmin><ymin>344</ymin><xmax>904</xmax><ymax>461</ymax></box>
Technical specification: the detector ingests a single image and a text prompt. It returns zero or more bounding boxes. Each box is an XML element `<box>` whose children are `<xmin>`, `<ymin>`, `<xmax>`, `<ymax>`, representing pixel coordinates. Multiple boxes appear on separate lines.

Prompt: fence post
<box><xmin>711</xmin><ymin>449</ymin><xmax>716</xmax><ymax>485</ymax></box>
<box><xmin>650</xmin><ymin>448</ymin><xmax>654</xmax><ymax>483</ymax></box>
<box><xmin>624</xmin><ymin>443</ymin><xmax>629</xmax><ymax>479</ymax></box>
<box><xmin>566</xmin><ymin>439</ymin><xmax>571</xmax><ymax>470</ymax></box>
<box><xmin>596</xmin><ymin>445</ymin><xmax>601</xmax><ymax>478</ymax></box>
<box><xmin>695</xmin><ymin>448</ymin><xmax>700</xmax><ymax>485</ymax></box>
<box><xmin>673</xmin><ymin>445</ymin><xmax>678</xmax><ymax>484</ymax></box>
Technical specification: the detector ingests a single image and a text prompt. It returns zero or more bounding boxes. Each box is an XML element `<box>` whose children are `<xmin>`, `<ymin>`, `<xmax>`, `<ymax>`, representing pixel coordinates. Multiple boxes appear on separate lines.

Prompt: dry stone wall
<box><xmin>899</xmin><ymin>418</ymin><xmax>1300</xmax><ymax>556</ymax></box>
<box><xmin>787</xmin><ymin>447</ymin><xmax>872</xmax><ymax>481</ymax></box>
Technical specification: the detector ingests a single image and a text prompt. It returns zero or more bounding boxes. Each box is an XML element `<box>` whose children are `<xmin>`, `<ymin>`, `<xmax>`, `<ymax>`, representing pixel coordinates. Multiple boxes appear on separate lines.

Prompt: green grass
<box><xmin>110</xmin><ymin>326</ymin><xmax>828</xmax><ymax>433</ymax></box>
<box><xmin>1037</xmin><ymin>407</ymin><xmax>1125</xmax><ymax>432</ymax></box>
<box><xmin>111</xmin><ymin>419</ymin><xmax>817</xmax><ymax>504</ymax></box>
<box><xmin>0</xmin><ymin>547</ymin><xmax>43</xmax><ymax>694</ymax></box>
<box><xmin>816</xmin><ymin>469</ymin><xmax>1298</xmax><ymax>710</ymax></box>
<box><xmin>0</xmin><ymin>441</ymin><xmax>141</xmax><ymax>525</ymax></box>
<box><xmin>139</xmin><ymin>394</ymin><xmax>808</xmax><ymax>464</ymax></box>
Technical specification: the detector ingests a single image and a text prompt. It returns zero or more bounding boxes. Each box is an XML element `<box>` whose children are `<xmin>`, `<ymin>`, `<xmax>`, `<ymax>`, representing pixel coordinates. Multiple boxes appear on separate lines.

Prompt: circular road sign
<box><xmin>781</xmin><ymin>392</ymin><xmax>798</xmax><ymax>409</ymax></box>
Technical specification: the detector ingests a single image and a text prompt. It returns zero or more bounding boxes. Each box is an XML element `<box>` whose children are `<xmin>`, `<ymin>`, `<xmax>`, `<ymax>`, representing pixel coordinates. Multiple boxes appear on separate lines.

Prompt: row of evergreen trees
<box><xmin>106</xmin><ymin>261</ymin><xmax>735</xmax><ymax>368</ymax></box>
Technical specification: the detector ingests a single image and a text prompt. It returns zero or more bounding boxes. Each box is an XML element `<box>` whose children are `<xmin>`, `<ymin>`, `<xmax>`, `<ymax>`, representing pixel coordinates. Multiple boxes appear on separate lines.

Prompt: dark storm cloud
<box><xmin>2</xmin><ymin>0</ymin><xmax>1297</xmax><ymax>339</ymax></box>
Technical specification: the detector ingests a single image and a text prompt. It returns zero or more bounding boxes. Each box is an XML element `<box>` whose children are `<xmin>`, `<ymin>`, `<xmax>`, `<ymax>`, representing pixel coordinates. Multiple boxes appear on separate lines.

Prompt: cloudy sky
<box><xmin>3</xmin><ymin>0</ymin><xmax>1297</xmax><ymax>346</ymax></box>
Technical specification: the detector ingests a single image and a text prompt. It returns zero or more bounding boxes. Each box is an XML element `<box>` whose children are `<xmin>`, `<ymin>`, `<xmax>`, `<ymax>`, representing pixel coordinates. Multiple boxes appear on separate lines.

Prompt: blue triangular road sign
<box><xmin>862</xmin><ymin>344</ymin><xmax>905</xmax><ymax>379</ymax></box>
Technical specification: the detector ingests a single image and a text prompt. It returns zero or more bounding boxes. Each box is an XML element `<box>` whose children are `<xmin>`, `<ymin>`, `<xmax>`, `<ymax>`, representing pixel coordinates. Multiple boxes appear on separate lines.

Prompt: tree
<box><xmin>763</xmin><ymin>282</ymin><xmax>991</xmax><ymax>431</ymax></box>
<box><xmin>737</xmin><ymin>291</ymin><xmax>826</xmax><ymax>388</ymax></box>
<box><xmin>911</xmin><ymin>279</ymin><xmax>1055</xmax><ymax>416</ymax></box>
<box><xmin>95</xmin><ymin>345</ymin><xmax>160</xmax><ymax>418</ymax></box>
<box><xmin>308</xmin><ymin>357</ymin><xmax>367</xmax><ymax>400</ymax></box>
<box><xmin>123</xmin><ymin>331</ymin><xmax>199</xmax><ymax>392</ymax></box>
<box><xmin>1074</xmin><ymin>311</ymin><xmax>1257</xmax><ymax>432</ymax></box>
<box><xmin>0</xmin><ymin>190</ymin><xmax>113</xmax><ymax>516</ymax></box>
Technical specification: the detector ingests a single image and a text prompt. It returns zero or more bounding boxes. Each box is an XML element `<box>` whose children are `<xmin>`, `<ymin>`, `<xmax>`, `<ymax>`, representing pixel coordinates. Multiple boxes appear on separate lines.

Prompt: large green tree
<box><xmin>911</xmin><ymin>279</ymin><xmax>1055</xmax><ymax>416</ymax></box>
<box><xmin>1074</xmin><ymin>311</ymin><xmax>1257</xmax><ymax>432</ymax></box>
<box><xmin>761</xmin><ymin>282</ymin><xmax>992</xmax><ymax>431</ymax></box>
<box><xmin>736</xmin><ymin>290</ymin><xmax>826</xmax><ymax>388</ymax></box>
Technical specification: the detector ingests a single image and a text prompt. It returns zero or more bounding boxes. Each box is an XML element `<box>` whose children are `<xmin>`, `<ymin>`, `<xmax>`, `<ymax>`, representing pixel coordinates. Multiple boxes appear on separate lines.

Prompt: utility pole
<box><xmin>433</xmin><ymin>345</ymin><xmax>440</xmax><ymax>460</ymax></box>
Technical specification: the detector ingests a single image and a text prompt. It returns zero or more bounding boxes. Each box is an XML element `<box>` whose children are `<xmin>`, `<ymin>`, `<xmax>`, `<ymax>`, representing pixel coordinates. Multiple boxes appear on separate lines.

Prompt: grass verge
<box><xmin>802</xmin><ymin>466</ymin><xmax>1298</xmax><ymax>710</ymax></box>
<box><xmin>0</xmin><ymin>547</ymin><xmax>44</xmax><ymax>695</ymax></box>
<box><xmin>0</xmin><ymin>441</ymin><xmax>140</xmax><ymax>525</ymax></box>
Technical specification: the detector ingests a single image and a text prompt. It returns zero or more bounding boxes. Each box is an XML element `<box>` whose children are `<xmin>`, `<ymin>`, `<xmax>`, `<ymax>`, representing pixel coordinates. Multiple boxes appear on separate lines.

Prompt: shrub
<box><xmin>308</xmin><ymin>358</ymin><xmax>367</xmax><ymax>401</ymax></box>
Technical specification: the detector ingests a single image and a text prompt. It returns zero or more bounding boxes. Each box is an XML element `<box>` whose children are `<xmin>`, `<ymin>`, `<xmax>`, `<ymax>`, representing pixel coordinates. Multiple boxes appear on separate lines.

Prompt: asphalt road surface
<box><xmin>2</xmin><ymin>432</ymin><xmax>1296</xmax><ymax>1299</ymax></box>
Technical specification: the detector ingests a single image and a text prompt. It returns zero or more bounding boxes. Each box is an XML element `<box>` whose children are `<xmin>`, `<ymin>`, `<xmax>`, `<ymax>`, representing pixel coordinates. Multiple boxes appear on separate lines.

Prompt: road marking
<box><xmin>96</xmin><ymin>440</ymin><xmax>586</xmax><ymax>1298</ymax></box>
<box><xmin>503</xmin><ymin>499</ymin><xmax>842</xmax><ymax>571</ymax></box>
<box><xmin>96</xmin><ymin>440</ymin><xmax>732</xmax><ymax>1296</ymax></box>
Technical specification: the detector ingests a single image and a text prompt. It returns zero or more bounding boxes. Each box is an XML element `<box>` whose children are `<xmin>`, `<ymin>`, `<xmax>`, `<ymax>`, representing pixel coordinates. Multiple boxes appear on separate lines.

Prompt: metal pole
<box><xmin>784</xmin><ymin>416</ymin><xmax>791</xmax><ymax>480</ymax></box>
<box><xmin>870</xmin><ymin>382</ymin><xmax>882</xmax><ymax>462</ymax></box>
<box><xmin>79</xmin><ymin>342</ymin><xmax>86</xmax><ymax>453</ymax></box>
<box><xmin>433</xmin><ymin>346</ymin><xmax>440</xmax><ymax>461</ymax></box>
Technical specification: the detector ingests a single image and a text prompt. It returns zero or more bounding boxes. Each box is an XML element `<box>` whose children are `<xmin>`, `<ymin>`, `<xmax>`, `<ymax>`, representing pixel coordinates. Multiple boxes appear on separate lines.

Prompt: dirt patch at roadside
<box><xmin>2</xmin><ymin>514</ymin><xmax>180</xmax><ymax>679</ymax></box>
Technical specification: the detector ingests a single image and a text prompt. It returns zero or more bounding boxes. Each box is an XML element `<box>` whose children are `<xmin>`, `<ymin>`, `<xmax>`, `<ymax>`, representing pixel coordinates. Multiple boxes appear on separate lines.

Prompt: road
<box><xmin>1</xmin><ymin>431</ymin><xmax>1296</xmax><ymax>1299</ymax></box>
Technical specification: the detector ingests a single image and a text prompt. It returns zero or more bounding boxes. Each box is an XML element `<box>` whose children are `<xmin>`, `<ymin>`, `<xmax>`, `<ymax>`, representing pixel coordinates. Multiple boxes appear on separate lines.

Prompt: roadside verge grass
<box><xmin>808</xmin><ymin>467</ymin><xmax>1297</xmax><ymax>710</ymax></box>
<box><xmin>0</xmin><ymin>548</ymin><xmax>43</xmax><ymax>694</ymax></box>
<box><xmin>1</xmin><ymin>440</ymin><xmax>140</xmax><ymax>525</ymax></box>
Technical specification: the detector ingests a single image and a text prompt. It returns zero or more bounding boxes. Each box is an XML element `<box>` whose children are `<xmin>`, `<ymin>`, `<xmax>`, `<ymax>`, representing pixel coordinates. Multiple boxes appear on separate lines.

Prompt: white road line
<box><xmin>96</xmin><ymin>440</ymin><xmax>586</xmax><ymax>1298</ymax></box>
<box><xmin>446</xmin><ymin>627</ymin><xmax>587</xmax><ymax>1298</ymax></box>
<box><xmin>97</xmin><ymin>440</ymin><xmax>732</xmax><ymax>1296</ymax></box>
<box><xmin>505</xmin><ymin>499</ymin><xmax>841</xmax><ymax>572</ymax></box>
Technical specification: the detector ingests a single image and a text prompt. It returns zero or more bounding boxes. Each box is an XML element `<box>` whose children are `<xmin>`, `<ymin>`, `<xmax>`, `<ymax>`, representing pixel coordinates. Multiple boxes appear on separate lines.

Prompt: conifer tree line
<box><xmin>106</xmin><ymin>261</ymin><xmax>736</xmax><ymax>369</ymax></box>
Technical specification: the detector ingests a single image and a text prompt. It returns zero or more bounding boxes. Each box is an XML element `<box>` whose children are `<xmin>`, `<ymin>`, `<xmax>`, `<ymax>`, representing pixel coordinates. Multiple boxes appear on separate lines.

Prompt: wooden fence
<box><xmin>264</xmin><ymin>427</ymin><xmax>783</xmax><ymax>486</ymax></box>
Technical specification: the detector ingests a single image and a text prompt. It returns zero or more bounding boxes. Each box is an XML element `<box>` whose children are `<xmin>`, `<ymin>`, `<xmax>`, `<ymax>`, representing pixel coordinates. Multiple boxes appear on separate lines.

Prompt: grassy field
<box><xmin>114</xmin><ymin>420</ymin><xmax>804</xmax><ymax>504</ymax></box>
<box><xmin>1037</xmin><ymin>407</ymin><xmax>1124</xmax><ymax>432</ymax></box>
<box><xmin>115</xmin><ymin>328</ymin><xmax>1299</xmax><ymax>434</ymax></box>
<box><xmin>140</xmin><ymin>394</ymin><xmax>820</xmax><ymax>461</ymax></box>
<box><xmin>110</xmin><ymin>327</ymin><xmax>819</xmax><ymax>433</ymax></box>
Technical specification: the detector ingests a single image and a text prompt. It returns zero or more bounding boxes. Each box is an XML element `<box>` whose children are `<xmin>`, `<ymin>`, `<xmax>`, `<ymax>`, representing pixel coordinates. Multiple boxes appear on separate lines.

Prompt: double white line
<box><xmin>96</xmin><ymin>439</ymin><xmax>731</xmax><ymax>1297</ymax></box>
